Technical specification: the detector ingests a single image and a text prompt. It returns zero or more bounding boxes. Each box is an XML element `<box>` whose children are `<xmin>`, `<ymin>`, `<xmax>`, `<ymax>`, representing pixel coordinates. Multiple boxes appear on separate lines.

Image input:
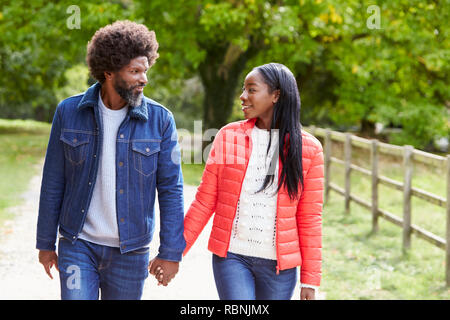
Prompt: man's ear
<box><xmin>104</xmin><ymin>71</ymin><xmax>113</xmax><ymax>81</ymax></box>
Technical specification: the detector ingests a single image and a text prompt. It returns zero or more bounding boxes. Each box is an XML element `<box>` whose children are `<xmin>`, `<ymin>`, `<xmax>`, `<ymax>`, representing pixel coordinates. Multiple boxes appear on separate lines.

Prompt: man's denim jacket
<box><xmin>36</xmin><ymin>82</ymin><xmax>186</xmax><ymax>261</ymax></box>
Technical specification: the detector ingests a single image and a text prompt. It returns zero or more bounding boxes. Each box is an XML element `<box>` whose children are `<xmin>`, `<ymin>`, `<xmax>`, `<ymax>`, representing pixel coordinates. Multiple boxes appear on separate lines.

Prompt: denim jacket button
<box><xmin>119</xmin><ymin>161</ymin><xmax>124</xmax><ymax>167</ymax></box>
<box><xmin>119</xmin><ymin>189</ymin><xmax>124</xmax><ymax>194</ymax></box>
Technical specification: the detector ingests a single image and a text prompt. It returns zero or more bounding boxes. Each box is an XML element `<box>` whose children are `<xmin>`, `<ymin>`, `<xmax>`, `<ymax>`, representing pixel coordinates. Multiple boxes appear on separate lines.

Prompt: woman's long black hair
<box><xmin>254</xmin><ymin>63</ymin><xmax>304</xmax><ymax>200</ymax></box>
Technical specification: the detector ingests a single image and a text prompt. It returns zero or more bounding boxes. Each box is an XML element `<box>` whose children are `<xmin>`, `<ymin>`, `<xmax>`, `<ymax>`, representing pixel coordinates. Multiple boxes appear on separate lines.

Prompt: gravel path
<box><xmin>0</xmin><ymin>162</ymin><xmax>319</xmax><ymax>300</ymax></box>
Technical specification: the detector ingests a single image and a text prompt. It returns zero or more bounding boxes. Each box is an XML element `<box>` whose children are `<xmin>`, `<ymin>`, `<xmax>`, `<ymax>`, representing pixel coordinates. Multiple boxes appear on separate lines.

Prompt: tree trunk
<box><xmin>198</xmin><ymin>42</ymin><xmax>257</xmax><ymax>153</ymax></box>
<box><xmin>360</xmin><ymin>118</ymin><xmax>376</xmax><ymax>138</ymax></box>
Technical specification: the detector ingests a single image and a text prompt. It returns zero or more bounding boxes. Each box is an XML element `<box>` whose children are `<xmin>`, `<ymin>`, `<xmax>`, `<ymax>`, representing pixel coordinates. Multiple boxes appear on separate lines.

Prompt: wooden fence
<box><xmin>305</xmin><ymin>126</ymin><xmax>450</xmax><ymax>287</ymax></box>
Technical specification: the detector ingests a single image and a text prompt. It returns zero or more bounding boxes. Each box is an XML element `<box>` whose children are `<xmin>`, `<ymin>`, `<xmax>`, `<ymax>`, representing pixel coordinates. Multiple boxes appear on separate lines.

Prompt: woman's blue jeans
<box><xmin>212</xmin><ymin>252</ymin><xmax>297</xmax><ymax>300</ymax></box>
<box><xmin>57</xmin><ymin>238</ymin><xmax>149</xmax><ymax>300</ymax></box>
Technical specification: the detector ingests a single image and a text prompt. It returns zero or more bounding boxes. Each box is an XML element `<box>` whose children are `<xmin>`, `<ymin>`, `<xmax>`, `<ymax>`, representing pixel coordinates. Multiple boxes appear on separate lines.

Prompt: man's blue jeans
<box><xmin>57</xmin><ymin>238</ymin><xmax>149</xmax><ymax>300</ymax></box>
<box><xmin>212</xmin><ymin>252</ymin><xmax>297</xmax><ymax>300</ymax></box>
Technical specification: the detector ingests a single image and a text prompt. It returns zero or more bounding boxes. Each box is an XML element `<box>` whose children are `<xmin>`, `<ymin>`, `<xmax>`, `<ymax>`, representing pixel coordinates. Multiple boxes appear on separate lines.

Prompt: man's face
<box><xmin>113</xmin><ymin>56</ymin><xmax>149</xmax><ymax>107</ymax></box>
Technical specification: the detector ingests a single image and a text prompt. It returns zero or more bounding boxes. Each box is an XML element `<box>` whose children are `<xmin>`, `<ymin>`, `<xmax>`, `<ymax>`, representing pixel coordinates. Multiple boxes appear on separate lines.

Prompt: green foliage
<box><xmin>181</xmin><ymin>162</ymin><xmax>206</xmax><ymax>187</ymax></box>
<box><xmin>150</xmin><ymin>77</ymin><xmax>204</xmax><ymax>131</ymax></box>
<box><xmin>0</xmin><ymin>0</ymin><xmax>448</xmax><ymax>150</ymax></box>
<box><xmin>379</xmin><ymin>101</ymin><xmax>448</xmax><ymax>148</ymax></box>
<box><xmin>54</xmin><ymin>64</ymin><xmax>90</xmax><ymax>103</ymax></box>
<box><xmin>0</xmin><ymin>0</ymin><xmax>132</xmax><ymax>121</ymax></box>
<box><xmin>140</xmin><ymin>0</ymin><xmax>449</xmax><ymax>149</ymax></box>
<box><xmin>301</xmin><ymin>0</ymin><xmax>450</xmax><ymax>148</ymax></box>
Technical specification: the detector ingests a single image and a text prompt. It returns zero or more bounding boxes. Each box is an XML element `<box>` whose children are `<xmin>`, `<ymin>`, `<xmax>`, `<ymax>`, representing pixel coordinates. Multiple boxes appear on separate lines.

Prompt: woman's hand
<box><xmin>300</xmin><ymin>287</ymin><xmax>316</xmax><ymax>300</ymax></box>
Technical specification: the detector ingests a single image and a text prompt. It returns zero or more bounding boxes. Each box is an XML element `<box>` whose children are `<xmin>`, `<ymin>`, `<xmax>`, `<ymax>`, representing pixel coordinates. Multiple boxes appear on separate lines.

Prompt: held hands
<box><xmin>39</xmin><ymin>250</ymin><xmax>313</xmax><ymax>296</ymax></box>
<box><xmin>148</xmin><ymin>257</ymin><xmax>179</xmax><ymax>286</ymax></box>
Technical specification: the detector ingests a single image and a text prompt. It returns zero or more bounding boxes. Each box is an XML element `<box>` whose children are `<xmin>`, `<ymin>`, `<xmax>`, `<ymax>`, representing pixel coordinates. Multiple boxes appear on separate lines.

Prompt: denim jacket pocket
<box><xmin>132</xmin><ymin>141</ymin><xmax>160</xmax><ymax>176</ymax></box>
<box><xmin>60</xmin><ymin>130</ymin><xmax>92</xmax><ymax>166</ymax></box>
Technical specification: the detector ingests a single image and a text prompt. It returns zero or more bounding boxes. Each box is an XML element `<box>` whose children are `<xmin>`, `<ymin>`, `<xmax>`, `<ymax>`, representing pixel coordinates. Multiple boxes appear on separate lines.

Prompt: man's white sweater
<box><xmin>78</xmin><ymin>92</ymin><xmax>128</xmax><ymax>247</ymax></box>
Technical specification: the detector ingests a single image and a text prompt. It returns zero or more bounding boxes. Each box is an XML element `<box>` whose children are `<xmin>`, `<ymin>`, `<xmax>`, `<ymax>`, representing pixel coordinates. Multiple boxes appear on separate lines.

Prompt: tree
<box><xmin>1</xmin><ymin>0</ymin><xmax>448</xmax><ymax>150</ymax></box>
<box><xmin>0</xmin><ymin>0</ymin><xmax>132</xmax><ymax>121</ymax></box>
<box><xmin>137</xmin><ymin>0</ymin><xmax>308</xmax><ymax>133</ymax></box>
<box><xmin>138</xmin><ymin>0</ymin><xmax>449</xmax><ymax>149</ymax></box>
<box><xmin>286</xmin><ymin>0</ymin><xmax>449</xmax><ymax>148</ymax></box>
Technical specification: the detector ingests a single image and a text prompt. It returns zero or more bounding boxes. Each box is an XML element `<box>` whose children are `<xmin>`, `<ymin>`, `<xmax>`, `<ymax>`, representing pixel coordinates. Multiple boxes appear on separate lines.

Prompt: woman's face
<box><xmin>240</xmin><ymin>70</ymin><xmax>279</xmax><ymax>125</ymax></box>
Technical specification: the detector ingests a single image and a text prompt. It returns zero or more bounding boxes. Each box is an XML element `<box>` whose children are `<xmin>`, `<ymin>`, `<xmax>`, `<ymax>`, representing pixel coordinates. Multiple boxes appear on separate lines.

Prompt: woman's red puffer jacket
<box><xmin>183</xmin><ymin>118</ymin><xmax>324</xmax><ymax>286</ymax></box>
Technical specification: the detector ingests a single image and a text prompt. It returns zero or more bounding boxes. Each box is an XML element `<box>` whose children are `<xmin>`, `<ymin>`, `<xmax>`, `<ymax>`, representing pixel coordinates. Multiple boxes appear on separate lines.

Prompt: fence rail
<box><xmin>305</xmin><ymin>126</ymin><xmax>450</xmax><ymax>287</ymax></box>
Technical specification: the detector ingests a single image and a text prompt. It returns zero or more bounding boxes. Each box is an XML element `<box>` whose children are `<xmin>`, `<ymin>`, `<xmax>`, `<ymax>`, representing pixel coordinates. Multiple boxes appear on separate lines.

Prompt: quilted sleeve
<box><xmin>296</xmin><ymin>139</ymin><xmax>324</xmax><ymax>287</ymax></box>
<box><xmin>183</xmin><ymin>129</ymin><xmax>224</xmax><ymax>255</ymax></box>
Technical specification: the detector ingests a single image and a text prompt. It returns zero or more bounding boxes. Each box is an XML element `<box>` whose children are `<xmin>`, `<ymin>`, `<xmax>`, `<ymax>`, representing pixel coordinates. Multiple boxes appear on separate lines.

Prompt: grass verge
<box><xmin>181</xmin><ymin>162</ymin><xmax>205</xmax><ymax>187</ymax></box>
<box><xmin>322</xmin><ymin>190</ymin><xmax>450</xmax><ymax>299</ymax></box>
<box><xmin>181</xmin><ymin>142</ymin><xmax>450</xmax><ymax>299</ymax></box>
<box><xmin>322</xmin><ymin>142</ymin><xmax>449</xmax><ymax>299</ymax></box>
<box><xmin>0</xmin><ymin>119</ymin><xmax>51</xmax><ymax>228</ymax></box>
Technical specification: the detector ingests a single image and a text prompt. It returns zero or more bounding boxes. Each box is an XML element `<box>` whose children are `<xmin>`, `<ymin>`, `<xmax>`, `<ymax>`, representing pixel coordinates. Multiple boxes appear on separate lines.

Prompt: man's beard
<box><xmin>113</xmin><ymin>76</ymin><xmax>144</xmax><ymax>107</ymax></box>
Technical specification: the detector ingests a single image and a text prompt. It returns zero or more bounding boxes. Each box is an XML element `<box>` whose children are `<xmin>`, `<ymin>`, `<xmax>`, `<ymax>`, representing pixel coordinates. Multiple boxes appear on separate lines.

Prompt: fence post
<box><xmin>371</xmin><ymin>139</ymin><xmax>379</xmax><ymax>233</ymax></box>
<box><xmin>324</xmin><ymin>129</ymin><xmax>332</xmax><ymax>204</ymax></box>
<box><xmin>446</xmin><ymin>155</ymin><xmax>450</xmax><ymax>287</ymax></box>
<box><xmin>402</xmin><ymin>145</ymin><xmax>414</xmax><ymax>252</ymax></box>
<box><xmin>344</xmin><ymin>133</ymin><xmax>352</xmax><ymax>214</ymax></box>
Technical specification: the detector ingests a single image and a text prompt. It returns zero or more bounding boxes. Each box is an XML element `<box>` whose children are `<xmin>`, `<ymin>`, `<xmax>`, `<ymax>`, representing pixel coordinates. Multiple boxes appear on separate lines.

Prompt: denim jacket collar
<box><xmin>76</xmin><ymin>82</ymin><xmax>148</xmax><ymax>121</ymax></box>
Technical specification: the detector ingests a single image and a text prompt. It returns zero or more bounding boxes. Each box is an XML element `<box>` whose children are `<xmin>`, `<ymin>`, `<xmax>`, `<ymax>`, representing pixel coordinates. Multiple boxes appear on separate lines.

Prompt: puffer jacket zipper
<box><xmin>275</xmin><ymin>157</ymin><xmax>282</xmax><ymax>275</ymax></box>
<box><xmin>225</xmin><ymin>125</ymin><xmax>253</xmax><ymax>256</ymax></box>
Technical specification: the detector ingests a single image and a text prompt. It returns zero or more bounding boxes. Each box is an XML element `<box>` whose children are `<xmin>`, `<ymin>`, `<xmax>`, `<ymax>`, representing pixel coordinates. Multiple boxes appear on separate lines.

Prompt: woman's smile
<box><xmin>239</xmin><ymin>70</ymin><xmax>279</xmax><ymax>128</ymax></box>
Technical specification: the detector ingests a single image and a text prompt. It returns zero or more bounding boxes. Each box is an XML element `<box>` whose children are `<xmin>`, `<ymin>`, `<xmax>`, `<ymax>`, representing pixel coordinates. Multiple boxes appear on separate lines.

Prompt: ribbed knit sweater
<box><xmin>228</xmin><ymin>125</ymin><xmax>318</xmax><ymax>291</ymax></box>
<box><xmin>228</xmin><ymin>126</ymin><xmax>279</xmax><ymax>260</ymax></box>
<box><xmin>78</xmin><ymin>92</ymin><xmax>128</xmax><ymax>247</ymax></box>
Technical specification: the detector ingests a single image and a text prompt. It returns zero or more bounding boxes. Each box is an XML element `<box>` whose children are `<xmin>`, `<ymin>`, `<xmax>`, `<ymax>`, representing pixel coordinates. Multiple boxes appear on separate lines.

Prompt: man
<box><xmin>36</xmin><ymin>20</ymin><xmax>185</xmax><ymax>299</ymax></box>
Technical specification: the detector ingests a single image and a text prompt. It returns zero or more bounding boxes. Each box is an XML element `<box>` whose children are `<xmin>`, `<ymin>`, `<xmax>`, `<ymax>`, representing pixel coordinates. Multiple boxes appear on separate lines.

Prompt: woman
<box><xmin>184</xmin><ymin>63</ymin><xmax>323</xmax><ymax>300</ymax></box>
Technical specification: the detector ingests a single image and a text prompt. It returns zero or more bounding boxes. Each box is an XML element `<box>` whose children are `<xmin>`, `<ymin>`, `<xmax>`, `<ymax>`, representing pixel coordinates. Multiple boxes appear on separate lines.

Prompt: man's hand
<box><xmin>300</xmin><ymin>287</ymin><xmax>316</xmax><ymax>300</ymax></box>
<box><xmin>38</xmin><ymin>250</ymin><xmax>59</xmax><ymax>279</ymax></box>
<box><xmin>148</xmin><ymin>257</ymin><xmax>179</xmax><ymax>286</ymax></box>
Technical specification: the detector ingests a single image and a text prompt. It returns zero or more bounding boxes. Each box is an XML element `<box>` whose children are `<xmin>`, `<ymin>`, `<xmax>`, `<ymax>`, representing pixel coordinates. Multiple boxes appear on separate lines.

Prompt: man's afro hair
<box><xmin>86</xmin><ymin>20</ymin><xmax>159</xmax><ymax>83</ymax></box>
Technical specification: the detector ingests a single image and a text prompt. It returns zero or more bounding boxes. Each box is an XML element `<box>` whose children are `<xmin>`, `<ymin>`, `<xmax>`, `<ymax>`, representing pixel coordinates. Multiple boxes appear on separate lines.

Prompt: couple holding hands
<box><xmin>36</xmin><ymin>20</ymin><xmax>323</xmax><ymax>300</ymax></box>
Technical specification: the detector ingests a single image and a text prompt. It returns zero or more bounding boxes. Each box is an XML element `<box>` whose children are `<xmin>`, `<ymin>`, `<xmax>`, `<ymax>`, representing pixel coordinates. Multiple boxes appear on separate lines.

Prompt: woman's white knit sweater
<box><xmin>228</xmin><ymin>125</ymin><xmax>279</xmax><ymax>260</ymax></box>
<box><xmin>228</xmin><ymin>125</ymin><xmax>319</xmax><ymax>291</ymax></box>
